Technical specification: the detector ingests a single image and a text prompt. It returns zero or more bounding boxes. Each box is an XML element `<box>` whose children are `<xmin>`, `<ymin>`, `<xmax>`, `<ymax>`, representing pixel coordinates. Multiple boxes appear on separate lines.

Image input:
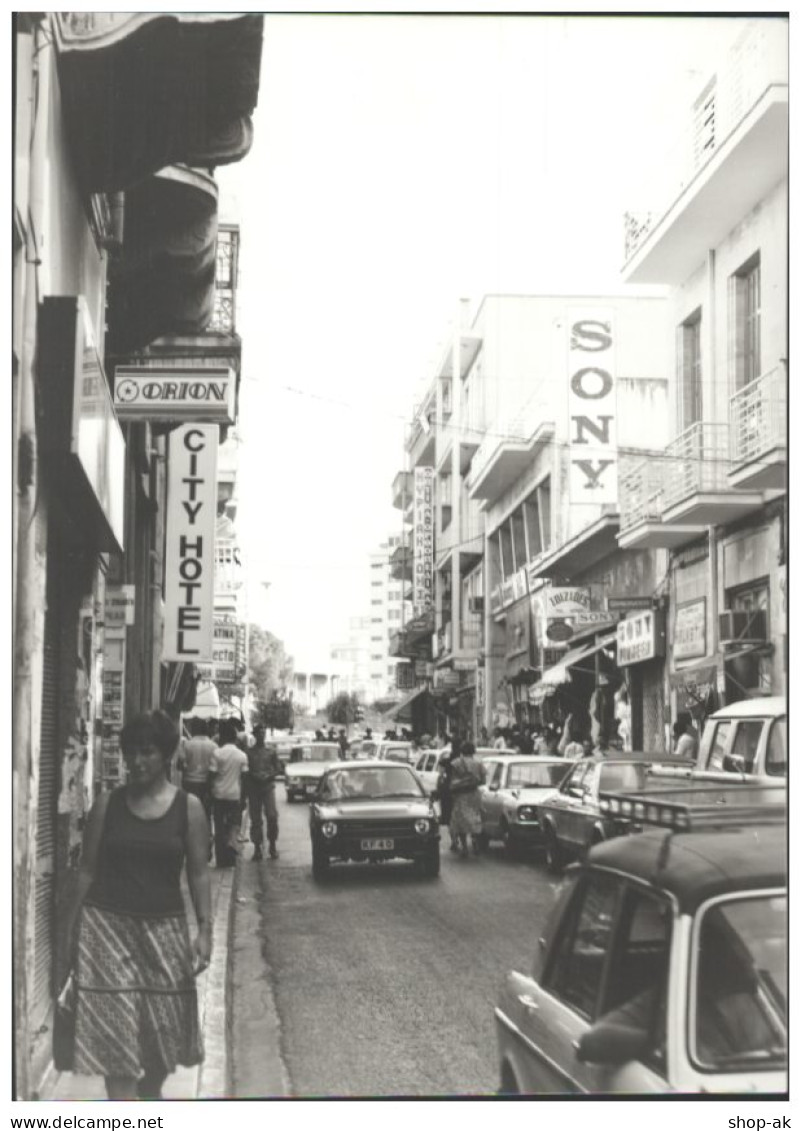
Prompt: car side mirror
<box><xmin>576</xmin><ymin>1020</ymin><xmax>652</xmax><ymax>1067</ymax></box>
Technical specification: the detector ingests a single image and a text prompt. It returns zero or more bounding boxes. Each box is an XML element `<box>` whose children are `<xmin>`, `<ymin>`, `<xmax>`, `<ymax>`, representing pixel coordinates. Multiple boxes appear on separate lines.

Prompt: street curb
<box><xmin>196</xmin><ymin>867</ymin><xmax>235</xmax><ymax>1099</ymax></box>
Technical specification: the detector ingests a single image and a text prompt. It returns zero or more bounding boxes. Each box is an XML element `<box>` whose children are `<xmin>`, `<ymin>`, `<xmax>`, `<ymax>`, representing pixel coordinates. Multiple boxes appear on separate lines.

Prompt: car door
<box><xmin>481</xmin><ymin>762</ymin><xmax>506</xmax><ymax>837</ymax></box>
<box><xmin>544</xmin><ymin>762</ymin><xmax>586</xmax><ymax>848</ymax></box>
<box><xmin>559</xmin><ymin>763</ymin><xmax>596</xmax><ymax>851</ymax></box>
<box><xmin>502</xmin><ymin>869</ymin><xmax>622</xmax><ymax>1093</ymax></box>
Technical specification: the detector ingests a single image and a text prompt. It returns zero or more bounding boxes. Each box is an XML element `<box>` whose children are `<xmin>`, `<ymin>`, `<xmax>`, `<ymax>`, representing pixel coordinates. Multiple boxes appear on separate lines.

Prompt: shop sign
<box><xmin>453</xmin><ymin>658</ymin><xmax>478</xmax><ymax>672</ymax></box>
<box><xmin>104</xmin><ymin>584</ymin><xmax>135</xmax><ymax>633</ymax></box>
<box><xmin>674</xmin><ymin>598</ymin><xmax>707</xmax><ymax>662</ymax></box>
<box><xmin>567</xmin><ymin>311</ymin><xmax>617</xmax><ymax>505</ymax></box>
<box><xmin>163</xmin><ymin>425</ymin><xmax>218</xmax><ymax>662</ymax></box>
<box><xmin>113</xmin><ymin>366</ymin><xmax>236</xmax><ymax>424</ymax></box>
<box><xmin>532</xmin><ymin>585</ymin><xmax>591</xmax><ymax>651</ymax></box>
<box><xmin>607</xmin><ymin>596</ymin><xmax>653</xmax><ymax>612</ymax></box>
<box><xmin>617</xmin><ymin>610</ymin><xmax>665</xmax><ymax>666</ymax></box>
<box><xmin>434</xmin><ymin>670</ymin><xmax>460</xmax><ymax>690</ymax></box>
<box><xmin>413</xmin><ymin>468</ymin><xmax>434</xmax><ymax>615</ymax></box>
<box><xmin>546</xmin><ymin>619</ymin><xmax>573</xmax><ymax>643</ymax></box>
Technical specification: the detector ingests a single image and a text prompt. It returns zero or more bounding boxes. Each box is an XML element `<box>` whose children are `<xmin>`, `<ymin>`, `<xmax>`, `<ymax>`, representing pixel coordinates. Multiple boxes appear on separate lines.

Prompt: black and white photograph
<box><xmin>10</xmin><ymin>6</ymin><xmax>788</xmax><ymax>1112</ymax></box>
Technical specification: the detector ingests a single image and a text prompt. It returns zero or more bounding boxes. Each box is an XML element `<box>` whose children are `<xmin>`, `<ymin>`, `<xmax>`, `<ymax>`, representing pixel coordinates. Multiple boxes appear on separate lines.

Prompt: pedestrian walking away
<box><xmin>449</xmin><ymin>741</ymin><xmax>485</xmax><ymax>858</ymax></box>
<box><xmin>210</xmin><ymin>719</ymin><xmax>249</xmax><ymax>868</ymax></box>
<box><xmin>176</xmin><ymin>717</ymin><xmax>216</xmax><ymax>829</ymax></box>
<box><xmin>436</xmin><ymin>739</ymin><xmax>458</xmax><ymax>851</ymax></box>
<box><xmin>62</xmin><ymin>711</ymin><xmax>211</xmax><ymax>1100</ymax></box>
<box><xmin>248</xmin><ymin>724</ymin><xmax>281</xmax><ymax>860</ymax></box>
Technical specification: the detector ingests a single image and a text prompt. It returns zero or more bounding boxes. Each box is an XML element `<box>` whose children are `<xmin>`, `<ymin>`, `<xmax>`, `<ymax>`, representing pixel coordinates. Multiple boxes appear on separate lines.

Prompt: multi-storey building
<box><xmin>12</xmin><ymin>14</ymin><xmax>263</xmax><ymax>1096</ymax></box>
<box><xmin>367</xmin><ymin>536</ymin><xmax>414</xmax><ymax>700</ymax></box>
<box><xmin>618</xmin><ymin>17</ymin><xmax>787</xmax><ymax>729</ymax></box>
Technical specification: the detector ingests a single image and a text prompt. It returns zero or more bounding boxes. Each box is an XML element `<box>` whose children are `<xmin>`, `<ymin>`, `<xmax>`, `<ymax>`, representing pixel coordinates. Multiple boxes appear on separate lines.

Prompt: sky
<box><xmin>214</xmin><ymin>12</ymin><xmax>748</xmax><ymax>671</ymax></box>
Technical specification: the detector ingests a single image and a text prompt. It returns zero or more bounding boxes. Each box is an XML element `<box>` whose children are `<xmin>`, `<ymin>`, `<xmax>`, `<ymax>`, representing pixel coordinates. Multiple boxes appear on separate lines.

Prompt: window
<box><xmin>511</xmin><ymin>507</ymin><xmax>527</xmax><ymax>569</ymax></box>
<box><xmin>371</xmin><ymin>618</ymin><xmax>382</xmax><ymax>624</ymax></box>
<box><xmin>707</xmin><ymin>721</ymin><xmax>731</xmax><ymax>771</ymax></box>
<box><xmin>766</xmin><ymin>718</ymin><xmax>786</xmax><ymax>777</ymax></box>
<box><xmin>729</xmin><ymin>720</ymin><xmax>764</xmax><ymax>774</ymax></box>
<box><xmin>730</xmin><ymin>254</ymin><xmax>761</xmax><ymax>389</ymax></box>
<box><xmin>370</xmin><ymin>653</ymin><xmax>383</xmax><ymax>661</ymax></box>
<box><xmin>388</xmin><ymin>609</ymin><xmax>400</xmax><ymax>621</ymax></box>
<box><xmin>545</xmin><ymin>872</ymin><xmax>620</xmax><ymax>1020</ymax></box>
<box><xmin>499</xmin><ymin>523</ymin><xmax>514</xmax><ymax>579</ymax></box>
<box><xmin>563</xmin><ymin>764</ymin><xmax>588</xmax><ymax>798</ymax></box>
<box><xmin>693</xmin><ymin>895</ymin><xmax>786</xmax><ymax>1071</ymax></box>
<box><xmin>489</xmin><ymin>762</ymin><xmax>504</xmax><ymax>789</ymax></box>
<box><xmin>371</xmin><ymin>580</ymin><xmax>383</xmax><ymax>587</ymax></box>
<box><xmin>693</xmin><ymin>81</ymin><xmax>716</xmax><ymax>167</ymax></box>
<box><xmin>677</xmin><ymin>310</ymin><xmax>703</xmax><ymax>430</ymax></box>
<box><xmin>523</xmin><ymin>478</ymin><xmax>551</xmax><ymax>557</ymax></box>
<box><xmin>600</xmin><ymin>887</ymin><xmax>672</xmax><ymax>1073</ymax></box>
<box><xmin>371</xmin><ymin>636</ymin><xmax>382</xmax><ymax>643</ymax></box>
<box><xmin>371</xmin><ymin>600</ymin><xmax>382</xmax><ymax>606</ymax></box>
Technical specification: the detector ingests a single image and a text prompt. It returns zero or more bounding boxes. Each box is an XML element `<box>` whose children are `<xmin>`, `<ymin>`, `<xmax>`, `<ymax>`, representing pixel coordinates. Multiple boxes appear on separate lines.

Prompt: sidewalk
<box><xmin>41</xmin><ymin>866</ymin><xmax>235</xmax><ymax>1101</ymax></box>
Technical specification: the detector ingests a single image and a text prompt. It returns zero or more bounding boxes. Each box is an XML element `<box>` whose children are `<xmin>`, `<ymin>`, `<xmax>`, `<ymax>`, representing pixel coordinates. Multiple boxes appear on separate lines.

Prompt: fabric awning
<box><xmin>107</xmin><ymin>166</ymin><xmax>219</xmax><ymax>352</ymax></box>
<box><xmin>53</xmin><ymin>13</ymin><xmax>263</xmax><ymax>194</ymax></box>
<box><xmin>383</xmin><ymin>685</ymin><xmax>428</xmax><ymax>722</ymax></box>
<box><xmin>539</xmin><ymin>632</ymin><xmax>618</xmax><ymax>688</ymax></box>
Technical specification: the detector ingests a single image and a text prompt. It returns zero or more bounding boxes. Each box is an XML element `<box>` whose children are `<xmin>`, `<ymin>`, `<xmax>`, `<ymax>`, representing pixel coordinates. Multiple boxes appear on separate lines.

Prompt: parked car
<box><xmin>495</xmin><ymin>792</ymin><xmax>786</xmax><ymax>1095</ymax></box>
<box><xmin>284</xmin><ymin>743</ymin><xmax>342</xmax><ymax>801</ymax></box>
<box><xmin>479</xmin><ymin>756</ymin><xmax>571</xmax><ymax>855</ymax></box>
<box><xmin>538</xmin><ymin>756</ymin><xmax>694</xmax><ymax>871</ymax></box>
<box><xmin>697</xmin><ymin>696</ymin><xmax>786</xmax><ymax>781</ymax></box>
<box><xmin>373</xmin><ymin>741</ymin><xmax>416</xmax><ymax>765</ymax></box>
<box><xmin>413</xmin><ymin>747</ymin><xmax>449</xmax><ymax>795</ymax></box>
<box><xmin>308</xmin><ymin>760</ymin><xmax>440</xmax><ymax>880</ymax></box>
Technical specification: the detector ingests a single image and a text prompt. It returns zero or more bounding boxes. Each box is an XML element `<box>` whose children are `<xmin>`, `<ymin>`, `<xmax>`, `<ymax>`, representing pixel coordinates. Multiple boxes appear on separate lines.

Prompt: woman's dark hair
<box><xmin>120</xmin><ymin>711</ymin><xmax>179</xmax><ymax>760</ymax></box>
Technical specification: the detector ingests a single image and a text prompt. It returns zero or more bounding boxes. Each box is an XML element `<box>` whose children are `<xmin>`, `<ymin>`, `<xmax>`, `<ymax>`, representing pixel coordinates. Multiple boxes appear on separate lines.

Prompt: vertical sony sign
<box><xmin>568</xmin><ymin>311</ymin><xmax>617</xmax><ymax>504</ymax></box>
<box><xmin>163</xmin><ymin>424</ymin><xmax>218</xmax><ymax>661</ymax></box>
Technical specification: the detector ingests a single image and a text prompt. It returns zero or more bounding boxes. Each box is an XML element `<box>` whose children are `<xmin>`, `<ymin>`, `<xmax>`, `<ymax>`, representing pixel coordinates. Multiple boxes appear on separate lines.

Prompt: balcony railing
<box><xmin>619</xmin><ymin>457</ymin><xmax>666</xmax><ymax>532</ymax></box>
<box><xmin>730</xmin><ymin>363</ymin><xmax>787</xmax><ymax>466</ymax></box>
<box><xmin>663</xmin><ymin>422</ymin><xmax>730</xmax><ymax>512</ymax></box>
<box><xmin>623</xmin><ymin>21</ymin><xmax>787</xmax><ymax>263</ymax></box>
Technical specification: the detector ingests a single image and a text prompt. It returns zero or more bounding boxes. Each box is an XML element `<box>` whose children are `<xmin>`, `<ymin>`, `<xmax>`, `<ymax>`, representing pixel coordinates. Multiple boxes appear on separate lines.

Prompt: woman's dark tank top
<box><xmin>86</xmin><ymin>787</ymin><xmax>188</xmax><ymax>916</ymax></box>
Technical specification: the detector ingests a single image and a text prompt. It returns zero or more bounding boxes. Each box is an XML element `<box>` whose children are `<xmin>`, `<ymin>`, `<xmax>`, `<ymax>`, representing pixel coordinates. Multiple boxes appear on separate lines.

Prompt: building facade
<box><xmin>12</xmin><ymin>14</ymin><xmax>263</xmax><ymax>1097</ymax></box>
<box><xmin>619</xmin><ymin>17</ymin><xmax>787</xmax><ymax>733</ymax></box>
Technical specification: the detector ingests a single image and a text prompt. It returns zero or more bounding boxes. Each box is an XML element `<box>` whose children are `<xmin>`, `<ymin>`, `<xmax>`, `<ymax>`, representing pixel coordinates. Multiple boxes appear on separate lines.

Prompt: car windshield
<box><xmin>320</xmin><ymin>766</ymin><xmax>424</xmax><ymax>800</ymax></box>
<box><xmin>507</xmin><ymin>762</ymin><xmax>567</xmax><ymax>789</ymax></box>
<box><xmin>694</xmin><ymin>894</ymin><xmax>787</xmax><ymax>1070</ymax></box>
<box><xmin>598</xmin><ymin>762</ymin><xmax>650</xmax><ymax>794</ymax></box>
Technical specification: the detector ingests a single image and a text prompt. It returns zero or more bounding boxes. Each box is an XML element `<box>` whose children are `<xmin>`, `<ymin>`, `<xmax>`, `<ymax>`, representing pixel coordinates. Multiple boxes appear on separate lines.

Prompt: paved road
<box><xmin>231</xmin><ymin>789</ymin><xmax>562</xmax><ymax>1098</ymax></box>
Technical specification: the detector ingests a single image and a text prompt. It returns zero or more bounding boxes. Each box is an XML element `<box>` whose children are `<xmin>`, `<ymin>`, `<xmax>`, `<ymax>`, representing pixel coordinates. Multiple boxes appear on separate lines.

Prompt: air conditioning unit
<box><xmin>719</xmin><ymin>609</ymin><xmax>768</xmax><ymax>643</ymax></box>
<box><xmin>468</xmin><ymin>597</ymin><xmax>484</xmax><ymax>614</ymax></box>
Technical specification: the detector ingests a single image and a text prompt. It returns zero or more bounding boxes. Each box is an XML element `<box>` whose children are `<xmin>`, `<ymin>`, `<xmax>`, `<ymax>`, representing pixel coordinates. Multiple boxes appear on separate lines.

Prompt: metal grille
<box><xmin>730</xmin><ymin>363</ymin><xmax>787</xmax><ymax>466</ymax></box>
<box><xmin>31</xmin><ymin>610</ymin><xmax>59</xmax><ymax>1034</ymax></box>
<box><xmin>338</xmin><ymin>820</ymin><xmax>418</xmax><ymax>839</ymax></box>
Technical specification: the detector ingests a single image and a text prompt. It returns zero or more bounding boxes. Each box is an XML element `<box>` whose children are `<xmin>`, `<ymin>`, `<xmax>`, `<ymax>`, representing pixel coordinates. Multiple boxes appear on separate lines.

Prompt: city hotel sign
<box><xmin>163</xmin><ymin>425</ymin><xmax>218</xmax><ymax>662</ymax></box>
<box><xmin>413</xmin><ymin>467</ymin><xmax>434</xmax><ymax>615</ymax></box>
<box><xmin>568</xmin><ymin>313</ymin><xmax>617</xmax><ymax>505</ymax></box>
<box><xmin>113</xmin><ymin>366</ymin><xmax>236</xmax><ymax>424</ymax></box>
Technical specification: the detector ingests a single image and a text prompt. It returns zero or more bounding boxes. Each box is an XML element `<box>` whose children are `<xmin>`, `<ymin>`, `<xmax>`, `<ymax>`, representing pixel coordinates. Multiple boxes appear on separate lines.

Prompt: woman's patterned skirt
<box><xmin>73</xmin><ymin>903</ymin><xmax>203</xmax><ymax>1078</ymax></box>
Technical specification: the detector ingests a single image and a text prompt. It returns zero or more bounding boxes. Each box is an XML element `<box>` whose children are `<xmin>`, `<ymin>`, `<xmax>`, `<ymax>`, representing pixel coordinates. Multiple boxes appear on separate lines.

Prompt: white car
<box><xmin>697</xmin><ymin>696</ymin><xmax>786</xmax><ymax>781</ymax></box>
<box><xmin>284</xmin><ymin>742</ymin><xmax>342</xmax><ymax>801</ymax></box>
<box><xmin>413</xmin><ymin>747</ymin><xmax>449</xmax><ymax>795</ymax></box>
<box><xmin>480</xmin><ymin>756</ymin><xmax>571</xmax><ymax>855</ymax></box>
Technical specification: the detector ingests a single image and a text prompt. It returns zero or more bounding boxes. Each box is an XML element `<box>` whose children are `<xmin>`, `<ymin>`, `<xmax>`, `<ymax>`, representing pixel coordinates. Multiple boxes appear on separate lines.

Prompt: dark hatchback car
<box><xmin>309</xmin><ymin>760</ymin><xmax>440</xmax><ymax>880</ymax></box>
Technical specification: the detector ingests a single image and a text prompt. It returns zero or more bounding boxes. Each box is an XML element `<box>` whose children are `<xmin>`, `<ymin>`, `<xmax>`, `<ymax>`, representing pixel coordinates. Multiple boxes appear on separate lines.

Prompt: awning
<box><xmin>539</xmin><ymin>632</ymin><xmax>618</xmax><ymax>688</ymax></box>
<box><xmin>383</xmin><ymin>685</ymin><xmax>428</xmax><ymax>722</ymax></box>
<box><xmin>53</xmin><ymin>13</ymin><xmax>264</xmax><ymax>194</ymax></box>
<box><xmin>186</xmin><ymin>680</ymin><xmax>221</xmax><ymax>719</ymax></box>
<box><xmin>107</xmin><ymin>166</ymin><xmax>218</xmax><ymax>353</ymax></box>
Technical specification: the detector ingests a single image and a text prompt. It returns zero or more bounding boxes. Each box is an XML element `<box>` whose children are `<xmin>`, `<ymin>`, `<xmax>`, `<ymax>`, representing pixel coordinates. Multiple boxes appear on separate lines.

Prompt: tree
<box><xmin>326</xmin><ymin>692</ymin><xmax>360</xmax><ymax>727</ymax></box>
<box><xmin>247</xmin><ymin>624</ymin><xmax>293</xmax><ymax>703</ymax></box>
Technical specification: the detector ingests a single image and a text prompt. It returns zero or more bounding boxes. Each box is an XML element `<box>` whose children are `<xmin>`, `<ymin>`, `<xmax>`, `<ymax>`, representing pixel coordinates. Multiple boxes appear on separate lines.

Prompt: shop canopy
<box><xmin>539</xmin><ymin>632</ymin><xmax>618</xmax><ymax>688</ymax></box>
<box><xmin>383</xmin><ymin>685</ymin><xmax>429</xmax><ymax>722</ymax></box>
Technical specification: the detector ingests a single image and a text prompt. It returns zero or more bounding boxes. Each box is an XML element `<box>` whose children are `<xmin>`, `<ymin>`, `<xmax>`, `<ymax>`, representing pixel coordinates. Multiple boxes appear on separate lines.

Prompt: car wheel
<box><xmin>501</xmin><ymin>821</ymin><xmax>519</xmax><ymax>858</ymax></box>
<box><xmin>544</xmin><ymin>826</ymin><xmax>564</xmax><ymax>873</ymax></box>
<box><xmin>311</xmin><ymin>844</ymin><xmax>329</xmax><ymax>881</ymax></box>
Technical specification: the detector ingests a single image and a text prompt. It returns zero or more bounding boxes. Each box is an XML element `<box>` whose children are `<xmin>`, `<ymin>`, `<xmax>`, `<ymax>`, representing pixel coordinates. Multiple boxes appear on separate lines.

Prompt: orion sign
<box><xmin>113</xmin><ymin>366</ymin><xmax>236</xmax><ymax>424</ymax></box>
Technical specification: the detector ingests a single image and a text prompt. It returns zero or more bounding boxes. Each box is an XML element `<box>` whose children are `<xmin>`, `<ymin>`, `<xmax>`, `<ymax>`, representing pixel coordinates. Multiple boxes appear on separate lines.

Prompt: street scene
<box><xmin>11</xmin><ymin>11</ymin><xmax>787</xmax><ymax>1107</ymax></box>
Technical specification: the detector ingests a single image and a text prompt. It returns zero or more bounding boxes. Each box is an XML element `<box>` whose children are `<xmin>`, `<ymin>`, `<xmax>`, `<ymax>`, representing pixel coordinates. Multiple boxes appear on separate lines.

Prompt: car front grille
<box><xmin>337</xmin><ymin>819</ymin><xmax>419</xmax><ymax>839</ymax></box>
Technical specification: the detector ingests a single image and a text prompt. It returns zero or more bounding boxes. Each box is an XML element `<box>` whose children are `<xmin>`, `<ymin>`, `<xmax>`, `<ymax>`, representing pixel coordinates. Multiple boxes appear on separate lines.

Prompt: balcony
<box><xmin>623</xmin><ymin>21</ymin><xmax>787</xmax><ymax>283</ymax></box>
<box><xmin>389</xmin><ymin>536</ymin><xmax>413</xmax><ymax>582</ymax></box>
<box><xmin>728</xmin><ymin>363</ymin><xmax>787</xmax><ymax>490</ymax></box>
<box><xmin>468</xmin><ymin>396</ymin><xmax>554</xmax><ymax>504</ymax></box>
<box><xmin>661</xmin><ymin>422</ymin><xmax>763</xmax><ymax>525</ymax></box>
<box><xmin>406</xmin><ymin>411</ymin><xmax>436</xmax><ymax>469</ymax></box>
<box><xmin>392</xmin><ymin>470</ymin><xmax>413</xmax><ymax>512</ymax></box>
<box><xmin>618</xmin><ymin>456</ymin><xmax>706</xmax><ymax>550</ymax></box>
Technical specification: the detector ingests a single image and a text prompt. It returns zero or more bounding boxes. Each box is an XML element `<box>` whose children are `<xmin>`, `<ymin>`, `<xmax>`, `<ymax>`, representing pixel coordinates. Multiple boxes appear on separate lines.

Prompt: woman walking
<box><xmin>435</xmin><ymin>739</ymin><xmax>459</xmax><ymax>852</ymax></box>
<box><xmin>449</xmin><ymin>741</ymin><xmax>485</xmax><ymax>858</ymax></box>
<box><xmin>63</xmin><ymin>711</ymin><xmax>211</xmax><ymax>1099</ymax></box>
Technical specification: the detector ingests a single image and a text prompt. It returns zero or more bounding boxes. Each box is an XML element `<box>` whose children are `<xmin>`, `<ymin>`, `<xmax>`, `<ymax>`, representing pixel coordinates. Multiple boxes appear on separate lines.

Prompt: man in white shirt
<box><xmin>210</xmin><ymin>719</ymin><xmax>249</xmax><ymax>867</ymax></box>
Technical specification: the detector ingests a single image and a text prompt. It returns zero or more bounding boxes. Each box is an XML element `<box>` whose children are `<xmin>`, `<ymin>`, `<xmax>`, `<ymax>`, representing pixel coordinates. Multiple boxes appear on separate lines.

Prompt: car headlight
<box><xmin>517</xmin><ymin>806</ymin><xmax>538</xmax><ymax>822</ymax></box>
<box><xmin>321</xmin><ymin>821</ymin><xmax>337</xmax><ymax>838</ymax></box>
<box><xmin>414</xmin><ymin>818</ymin><xmax>430</xmax><ymax>835</ymax></box>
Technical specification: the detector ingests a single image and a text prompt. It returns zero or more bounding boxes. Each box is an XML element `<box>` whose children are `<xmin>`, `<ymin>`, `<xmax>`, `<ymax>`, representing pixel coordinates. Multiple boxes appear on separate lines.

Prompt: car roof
<box><xmin>587</xmin><ymin>823</ymin><xmax>787</xmax><ymax>913</ymax></box>
<box><xmin>323</xmin><ymin>759</ymin><xmax>417</xmax><ymax>772</ymax></box>
<box><xmin>708</xmin><ymin>696</ymin><xmax>786</xmax><ymax>720</ymax></box>
<box><xmin>487</xmin><ymin>754</ymin><xmax>567</xmax><ymax>764</ymax></box>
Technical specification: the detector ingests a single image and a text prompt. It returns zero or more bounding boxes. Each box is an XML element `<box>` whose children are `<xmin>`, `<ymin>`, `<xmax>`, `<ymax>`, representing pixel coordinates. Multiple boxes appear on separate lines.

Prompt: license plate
<box><xmin>361</xmin><ymin>838</ymin><xmax>393</xmax><ymax>851</ymax></box>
